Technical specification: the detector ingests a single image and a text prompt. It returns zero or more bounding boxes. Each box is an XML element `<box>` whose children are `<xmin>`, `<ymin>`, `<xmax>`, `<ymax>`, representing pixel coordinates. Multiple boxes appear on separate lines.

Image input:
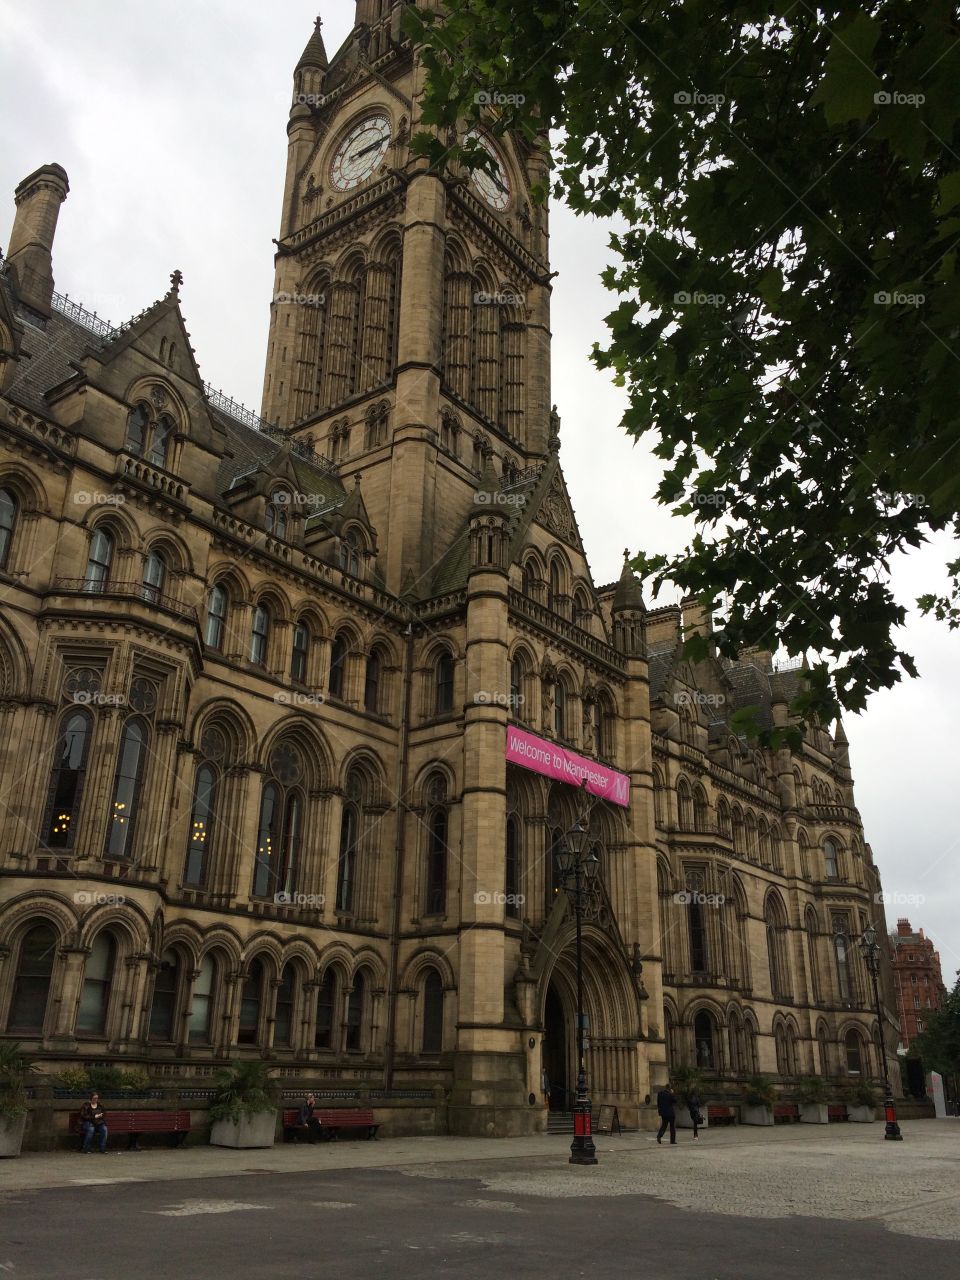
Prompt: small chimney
<box><xmin>6</xmin><ymin>163</ymin><xmax>69</xmax><ymax>318</ymax></box>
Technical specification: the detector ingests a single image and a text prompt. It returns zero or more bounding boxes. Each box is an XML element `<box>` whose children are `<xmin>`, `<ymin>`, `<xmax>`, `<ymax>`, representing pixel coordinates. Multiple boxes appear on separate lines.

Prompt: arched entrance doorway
<box><xmin>543</xmin><ymin>980</ymin><xmax>571</xmax><ymax>1111</ymax></box>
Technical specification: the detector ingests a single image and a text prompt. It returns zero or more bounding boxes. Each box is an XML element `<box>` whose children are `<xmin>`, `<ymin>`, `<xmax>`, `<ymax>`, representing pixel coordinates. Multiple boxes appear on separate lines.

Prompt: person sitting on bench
<box><xmin>298</xmin><ymin>1093</ymin><xmax>323</xmax><ymax>1144</ymax></box>
<box><xmin>80</xmin><ymin>1092</ymin><xmax>108</xmax><ymax>1154</ymax></box>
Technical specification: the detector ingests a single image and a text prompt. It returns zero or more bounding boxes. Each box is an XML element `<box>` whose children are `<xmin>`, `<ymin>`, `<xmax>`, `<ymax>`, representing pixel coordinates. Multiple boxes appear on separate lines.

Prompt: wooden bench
<box><xmin>282</xmin><ymin>1108</ymin><xmax>379</xmax><ymax>1142</ymax></box>
<box><xmin>773</xmin><ymin>1102</ymin><xmax>800</xmax><ymax>1124</ymax></box>
<box><xmin>827</xmin><ymin>1104</ymin><xmax>848</xmax><ymax>1123</ymax></box>
<box><xmin>706</xmin><ymin>1104</ymin><xmax>737</xmax><ymax>1126</ymax></box>
<box><xmin>71</xmin><ymin>1110</ymin><xmax>191</xmax><ymax>1150</ymax></box>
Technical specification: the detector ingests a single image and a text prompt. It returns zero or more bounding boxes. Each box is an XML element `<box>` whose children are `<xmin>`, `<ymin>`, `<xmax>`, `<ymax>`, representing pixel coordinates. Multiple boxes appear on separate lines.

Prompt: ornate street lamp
<box><xmin>858</xmin><ymin>924</ymin><xmax>903</xmax><ymax>1141</ymax></box>
<box><xmin>557</xmin><ymin>811</ymin><xmax>599</xmax><ymax>1166</ymax></box>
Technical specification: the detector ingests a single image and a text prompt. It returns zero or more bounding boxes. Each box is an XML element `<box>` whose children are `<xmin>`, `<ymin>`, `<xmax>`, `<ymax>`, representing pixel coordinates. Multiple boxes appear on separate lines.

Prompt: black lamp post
<box><xmin>858</xmin><ymin>924</ymin><xmax>903</xmax><ymax>1141</ymax></box>
<box><xmin>555</xmin><ymin>813</ymin><xmax>600</xmax><ymax>1166</ymax></box>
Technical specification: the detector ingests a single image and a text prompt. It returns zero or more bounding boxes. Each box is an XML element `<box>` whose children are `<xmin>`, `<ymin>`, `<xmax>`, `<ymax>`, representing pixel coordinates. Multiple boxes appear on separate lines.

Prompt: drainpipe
<box><xmin>383</xmin><ymin>617</ymin><xmax>415</xmax><ymax>1090</ymax></box>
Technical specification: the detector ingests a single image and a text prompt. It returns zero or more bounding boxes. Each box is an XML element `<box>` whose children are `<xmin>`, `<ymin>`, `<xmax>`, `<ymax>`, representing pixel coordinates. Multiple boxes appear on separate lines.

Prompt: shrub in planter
<box><xmin>209</xmin><ymin>1061</ymin><xmax>276</xmax><ymax>1149</ymax></box>
<box><xmin>796</xmin><ymin>1076</ymin><xmax>830</xmax><ymax>1122</ymax></box>
<box><xmin>54</xmin><ymin>1066</ymin><xmax>92</xmax><ymax>1094</ymax></box>
<box><xmin>740</xmin><ymin>1075</ymin><xmax>776</xmax><ymax>1125</ymax></box>
<box><xmin>0</xmin><ymin>1043</ymin><xmax>37</xmax><ymax>1159</ymax></box>
<box><xmin>848</xmin><ymin>1080</ymin><xmax>879</xmax><ymax>1121</ymax></box>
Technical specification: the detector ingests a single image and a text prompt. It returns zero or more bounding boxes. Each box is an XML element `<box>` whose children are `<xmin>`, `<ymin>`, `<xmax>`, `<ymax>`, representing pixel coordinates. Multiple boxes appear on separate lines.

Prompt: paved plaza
<box><xmin>0</xmin><ymin>1121</ymin><xmax>955</xmax><ymax>1278</ymax></box>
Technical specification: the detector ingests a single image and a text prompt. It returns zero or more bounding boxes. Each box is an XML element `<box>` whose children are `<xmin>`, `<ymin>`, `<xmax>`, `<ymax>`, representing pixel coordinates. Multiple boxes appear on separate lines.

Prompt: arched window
<box><xmin>510</xmin><ymin>654</ymin><xmax>525</xmax><ymax>714</ymax></box>
<box><xmin>329</xmin><ymin>633</ymin><xmax>349</xmax><ymax>700</ymax></box>
<box><xmin>148</xmin><ymin>415</ymin><xmax>173</xmax><ymax>469</ymax></box>
<box><xmin>0</xmin><ymin>487</ymin><xmax>18</xmax><ymax>569</ymax></box>
<box><xmin>142</xmin><ymin>549</ymin><xmax>166</xmax><ymax>604</ymax></box>
<box><xmin>184</xmin><ymin>763</ymin><xmax>217</xmax><ymax>887</ymax></box>
<box><xmin>266</xmin><ymin>490</ymin><xmax>289</xmax><ymax>538</ymax></box>
<box><xmin>806</xmin><ymin>908</ymin><xmax>822</xmax><ymax>1002</ymax></box>
<box><xmin>745</xmin><ymin>1019</ymin><xmax>760</xmax><ymax>1074</ymax></box>
<box><xmin>7</xmin><ymin>924</ymin><xmax>56</xmax><ymax>1034</ymax></box>
<box><xmin>688</xmin><ymin>889</ymin><xmax>708</xmax><ymax>973</ymax></box>
<box><xmin>717</xmin><ymin>797</ymin><xmax>731</xmax><ymax>839</ymax></box>
<box><xmin>435</xmin><ymin>651</ymin><xmax>454</xmax><ymax>715</ymax></box>
<box><xmin>205</xmin><ymin>584</ymin><xmax>228</xmax><ymax>650</ymax></box>
<box><xmin>364</xmin><ymin>649</ymin><xmax>382</xmax><ymax>714</ymax></box>
<box><xmin>798</xmin><ymin>831</ymin><xmax>810</xmax><ymax>879</ymax></box>
<box><xmin>42</xmin><ymin>710</ymin><xmax>92</xmax><ymax>848</ymax></box>
<box><xmin>505</xmin><ymin>815</ymin><xmax>520</xmax><ymax>917</ymax></box>
<box><xmin>824</xmin><ymin>839</ymin><xmax>839</xmax><ymax>878</ymax></box>
<box><xmin>187</xmin><ymin>954</ymin><xmax>216</xmax><ymax>1044</ymax></box>
<box><xmin>250</xmin><ymin>604</ymin><xmax>270</xmax><ymax>666</ymax></box>
<box><xmin>732</xmin><ymin>806</ymin><xmax>745</xmax><ymax>856</ymax></box>
<box><xmin>758</xmin><ymin>818</ymin><xmax>771</xmax><ymax>865</ymax></box>
<box><xmin>148</xmin><ymin>950</ymin><xmax>180</xmax><ymax>1041</ymax></box>
<box><xmin>345</xmin><ymin>972</ymin><xmax>365</xmax><ymax>1051</ymax></box>
<box><xmin>694</xmin><ymin>1010</ymin><xmax>716</xmax><ymax>1070</ymax></box>
<box><xmin>252</xmin><ymin>744</ymin><xmax>305</xmax><ymax>899</ymax></box>
<box><xmin>770</xmin><ymin>825</ymin><xmax>783</xmax><ymax>872</ymax></box>
<box><xmin>315</xmin><ymin>969</ymin><xmax>337</xmax><ymax>1049</ymax></box>
<box><xmin>817</xmin><ymin>1024</ymin><xmax>830</xmax><ymax>1076</ymax></box>
<box><xmin>775</xmin><ymin>1023</ymin><xmax>789</xmax><ymax>1075</ymax></box>
<box><xmin>104</xmin><ymin>717</ymin><xmax>148</xmax><ymax>861</ymax></box>
<box><xmin>77</xmin><ymin>932</ymin><xmax>115</xmax><ymax>1035</ymax></box>
<box><xmin>291</xmin><ymin>622</ymin><xmax>310</xmax><ymax>683</ymax></box>
<box><xmin>745</xmin><ymin>812</ymin><xmax>758</xmax><ymax>860</ymax></box>
<box><xmin>728</xmin><ymin>1013</ymin><xmax>746</xmax><ymax>1075</ymax></box>
<box><xmin>765</xmin><ymin>895</ymin><xmax>790</xmax><ymax>999</ymax></box>
<box><xmin>426</xmin><ymin>802</ymin><xmax>448</xmax><ymax>916</ymax></box>
<box><xmin>845</xmin><ymin>1028</ymin><xmax>864</xmax><ymax>1075</ymax></box>
<box><xmin>336</xmin><ymin>802</ymin><xmax>357</xmax><ymax>914</ymax></box>
<box><xmin>652</xmin><ymin>768</ymin><xmax>665</xmax><ymax>827</ymax></box>
<box><xmin>238</xmin><ymin>960</ymin><xmax>264</xmax><ymax>1046</ymax></box>
<box><xmin>522</xmin><ymin>560</ymin><xmax>537</xmax><ymax>598</ymax></box>
<box><xmin>422</xmin><ymin>969</ymin><xmax>444</xmax><ymax>1053</ymax></box>
<box><xmin>677</xmin><ymin>778</ymin><xmax>693</xmax><ymax>829</ymax></box>
<box><xmin>834</xmin><ymin>931</ymin><xmax>853</xmax><ymax>1001</ymax></box>
<box><xmin>274</xmin><ymin>965</ymin><xmax>296</xmax><ymax>1048</ymax></box>
<box><xmin>548</xmin><ymin>560</ymin><xmax>562</xmax><ymax>612</ymax></box>
<box><xmin>339</xmin><ymin>528</ymin><xmax>362</xmax><ymax>576</ymax></box>
<box><xmin>126</xmin><ymin>404</ymin><xmax>148</xmax><ymax>455</ymax></box>
<box><xmin>84</xmin><ymin>528</ymin><xmax>113</xmax><ymax>592</ymax></box>
<box><xmin>554</xmin><ymin>677</ymin><xmax>567</xmax><ymax>740</ymax></box>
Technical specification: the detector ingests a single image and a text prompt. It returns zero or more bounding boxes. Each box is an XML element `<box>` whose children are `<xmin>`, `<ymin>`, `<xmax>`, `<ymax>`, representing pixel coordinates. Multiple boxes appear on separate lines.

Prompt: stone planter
<box><xmin>740</xmin><ymin>1104</ymin><xmax>774</xmax><ymax>1126</ymax></box>
<box><xmin>209</xmin><ymin>1111</ymin><xmax>276</xmax><ymax>1149</ymax></box>
<box><xmin>848</xmin><ymin>1105</ymin><xmax>876</xmax><ymax>1123</ymax></box>
<box><xmin>0</xmin><ymin>1114</ymin><xmax>26</xmax><ymax>1159</ymax></box>
<box><xmin>799</xmin><ymin>1103</ymin><xmax>830</xmax><ymax>1124</ymax></box>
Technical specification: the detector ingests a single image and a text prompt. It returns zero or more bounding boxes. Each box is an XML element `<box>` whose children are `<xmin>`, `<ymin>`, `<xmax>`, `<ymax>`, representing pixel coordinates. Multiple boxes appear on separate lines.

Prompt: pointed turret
<box><xmin>297</xmin><ymin>17</ymin><xmax>328</xmax><ymax>73</ymax></box>
<box><xmin>613</xmin><ymin>551</ymin><xmax>645</xmax><ymax>612</ymax></box>
<box><xmin>294</xmin><ymin>18</ymin><xmax>328</xmax><ymax>105</ymax></box>
<box><xmin>613</xmin><ymin>551</ymin><xmax>646</xmax><ymax>657</ymax></box>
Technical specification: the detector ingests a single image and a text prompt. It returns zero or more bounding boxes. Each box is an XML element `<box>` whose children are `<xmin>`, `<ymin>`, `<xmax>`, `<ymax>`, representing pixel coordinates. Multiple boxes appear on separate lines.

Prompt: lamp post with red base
<box><xmin>556</xmin><ymin>814</ymin><xmax>600</xmax><ymax>1166</ymax></box>
<box><xmin>858</xmin><ymin>924</ymin><xmax>903</xmax><ymax>1141</ymax></box>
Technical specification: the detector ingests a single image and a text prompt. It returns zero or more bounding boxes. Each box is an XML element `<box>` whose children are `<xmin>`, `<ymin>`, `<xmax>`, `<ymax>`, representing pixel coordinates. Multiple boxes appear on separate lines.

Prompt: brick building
<box><xmin>891</xmin><ymin>919</ymin><xmax>947</xmax><ymax>1050</ymax></box>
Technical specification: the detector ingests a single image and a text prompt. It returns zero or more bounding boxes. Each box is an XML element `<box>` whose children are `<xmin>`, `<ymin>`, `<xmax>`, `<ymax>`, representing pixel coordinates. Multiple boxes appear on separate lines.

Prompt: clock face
<box><xmin>330</xmin><ymin>115</ymin><xmax>392</xmax><ymax>191</ymax></box>
<box><xmin>464</xmin><ymin>130</ymin><xmax>511</xmax><ymax>211</ymax></box>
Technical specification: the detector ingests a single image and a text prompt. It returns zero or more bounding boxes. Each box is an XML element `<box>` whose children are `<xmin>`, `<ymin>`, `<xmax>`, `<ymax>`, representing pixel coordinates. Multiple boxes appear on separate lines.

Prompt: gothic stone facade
<box><xmin>0</xmin><ymin>4</ymin><xmax>898</xmax><ymax>1135</ymax></box>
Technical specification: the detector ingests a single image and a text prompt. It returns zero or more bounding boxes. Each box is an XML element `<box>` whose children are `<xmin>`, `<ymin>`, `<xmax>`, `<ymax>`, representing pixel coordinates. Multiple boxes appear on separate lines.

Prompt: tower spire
<box><xmin>297</xmin><ymin>16</ymin><xmax>328</xmax><ymax>73</ymax></box>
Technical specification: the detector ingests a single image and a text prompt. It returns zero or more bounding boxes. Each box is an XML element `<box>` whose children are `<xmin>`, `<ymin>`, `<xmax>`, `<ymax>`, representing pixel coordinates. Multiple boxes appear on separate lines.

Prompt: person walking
<box><xmin>687</xmin><ymin>1087</ymin><xmax>704</xmax><ymax>1141</ymax></box>
<box><xmin>656</xmin><ymin>1081</ymin><xmax>677</xmax><ymax>1145</ymax></box>
<box><xmin>79</xmin><ymin>1092</ymin><xmax>108</xmax><ymax>1154</ymax></box>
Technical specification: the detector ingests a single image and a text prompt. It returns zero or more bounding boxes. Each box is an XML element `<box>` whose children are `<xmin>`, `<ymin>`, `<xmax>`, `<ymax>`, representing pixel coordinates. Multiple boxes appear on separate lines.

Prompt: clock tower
<box><xmin>261</xmin><ymin>4</ymin><xmax>553</xmax><ymax>594</ymax></box>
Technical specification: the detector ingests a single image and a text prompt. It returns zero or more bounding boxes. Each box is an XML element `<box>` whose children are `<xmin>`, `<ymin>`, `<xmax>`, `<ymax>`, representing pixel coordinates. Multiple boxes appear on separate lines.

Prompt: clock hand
<box><xmin>353</xmin><ymin>138</ymin><xmax>387</xmax><ymax>159</ymax></box>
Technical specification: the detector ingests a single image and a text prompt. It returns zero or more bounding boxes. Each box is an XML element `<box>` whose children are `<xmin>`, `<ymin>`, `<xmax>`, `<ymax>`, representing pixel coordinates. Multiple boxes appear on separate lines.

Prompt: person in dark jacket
<box><xmin>687</xmin><ymin>1088</ymin><xmax>703</xmax><ymax>1141</ymax></box>
<box><xmin>298</xmin><ymin>1093</ymin><xmax>323</xmax><ymax>1144</ymax></box>
<box><xmin>80</xmin><ymin>1093</ymin><xmax>108</xmax><ymax>1154</ymax></box>
<box><xmin>656</xmin><ymin>1082</ymin><xmax>677</xmax><ymax>1145</ymax></box>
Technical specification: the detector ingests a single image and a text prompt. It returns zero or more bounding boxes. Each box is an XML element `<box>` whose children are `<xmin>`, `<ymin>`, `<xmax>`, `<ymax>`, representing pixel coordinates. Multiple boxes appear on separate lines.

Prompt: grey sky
<box><xmin>1</xmin><ymin>0</ymin><xmax>956</xmax><ymax>983</ymax></box>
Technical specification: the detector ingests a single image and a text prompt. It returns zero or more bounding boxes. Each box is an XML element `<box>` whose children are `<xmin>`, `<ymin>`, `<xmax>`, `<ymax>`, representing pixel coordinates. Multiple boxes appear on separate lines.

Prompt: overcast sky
<box><xmin>1</xmin><ymin>0</ymin><xmax>956</xmax><ymax>984</ymax></box>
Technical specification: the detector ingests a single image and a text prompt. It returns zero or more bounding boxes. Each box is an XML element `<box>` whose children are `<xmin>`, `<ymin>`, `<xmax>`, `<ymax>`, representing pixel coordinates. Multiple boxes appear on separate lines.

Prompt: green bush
<box><xmin>86</xmin><ymin>1065</ymin><xmax>127</xmax><ymax>1093</ymax></box>
<box><xmin>796</xmin><ymin>1076</ymin><xmax>828</xmax><ymax>1104</ymax></box>
<box><xmin>209</xmin><ymin>1061</ymin><xmax>274</xmax><ymax>1124</ymax></box>
<box><xmin>742</xmin><ymin>1075</ymin><xmax>776</xmax><ymax>1108</ymax></box>
<box><xmin>54</xmin><ymin>1066</ymin><xmax>92</xmax><ymax>1092</ymax></box>
<box><xmin>118</xmin><ymin>1068</ymin><xmax>151</xmax><ymax>1092</ymax></box>
<box><xmin>669</xmin><ymin>1066</ymin><xmax>704</xmax><ymax>1103</ymax></box>
<box><xmin>0</xmin><ymin>1043</ymin><xmax>37</xmax><ymax>1120</ymax></box>
<box><xmin>851</xmin><ymin>1079</ymin><xmax>879</xmax><ymax>1108</ymax></box>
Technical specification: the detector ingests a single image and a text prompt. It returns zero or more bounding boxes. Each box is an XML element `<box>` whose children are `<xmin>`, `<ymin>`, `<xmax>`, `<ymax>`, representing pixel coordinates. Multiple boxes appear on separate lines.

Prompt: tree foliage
<box><xmin>910</xmin><ymin>974</ymin><xmax>960</xmax><ymax>1078</ymax></box>
<box><xmin>406</xmin><ymin>0</ymin><xmax>960</xmax><ymax>738</ymax></box>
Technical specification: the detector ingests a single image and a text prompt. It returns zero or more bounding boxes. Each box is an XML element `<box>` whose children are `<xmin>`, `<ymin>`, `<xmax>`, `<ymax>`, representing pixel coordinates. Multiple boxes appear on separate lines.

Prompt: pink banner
<box><xmin>505</xmin><ymin>725</ymin><xmax>630</xmax><ymax>807</ymax></box>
